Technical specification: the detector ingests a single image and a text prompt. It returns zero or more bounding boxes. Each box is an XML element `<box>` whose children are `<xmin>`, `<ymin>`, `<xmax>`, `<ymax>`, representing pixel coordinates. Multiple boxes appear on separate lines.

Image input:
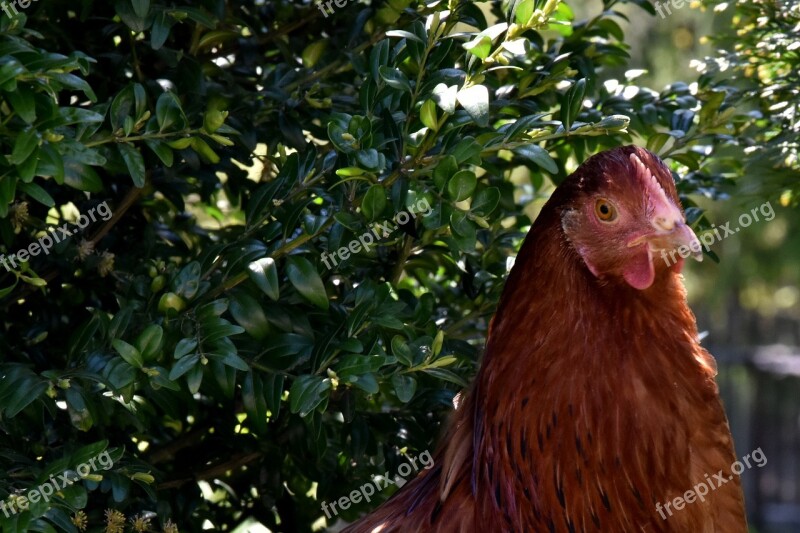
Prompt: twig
<box><xmin>157</xmin><ymin>451</ymin><xmax>263</xmax><ymax>490</ymax></box>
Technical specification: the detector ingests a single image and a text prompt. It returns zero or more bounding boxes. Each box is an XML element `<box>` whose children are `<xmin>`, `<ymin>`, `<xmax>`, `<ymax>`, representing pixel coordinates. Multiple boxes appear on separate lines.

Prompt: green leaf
<box><xmin>420</xmin><ymin>99</ymin><xmax>438</xmax><ymax>130</ymax></box>
<box><xmin>646</xmin><ymin>132</ymin><xmax>672</xmax><ymax>155</ymax></box>
<box><xmin>6</xmin><ymin>90</ymin><xmax>36</xmax><ymax>123</ymax></box>
<box><xmin>230</xmin><ymin>292</ymin><xmax>271</xmax><ymax>340</ymax></box>
<box><xmin>132</xmin><ymin>0</ymin><xmax>150</xmax><ymax>18</ymax></box>
<box><xmin>447</xmin><ymin>170</ymin><xmax>477</xmax><ymax>202</ymax></box>
<box><xmin>186</xmin><ymin>365</ymin><xmax>203</xmax><ymax>393</ymax></box>
<box><xmin>264</xmin><ymin>373</ymin><xmax>284</xmax><ymax>416</ymax></box>
<box><xmin>50</xmin><ymin>108</ymin><xmax>105</xmax><ymax>128</ymax></box>
<box><xmin>5</xmin><ymin>378</ymin><xmax>48</xmax><ymax>418</ymax></box>
<box><xmin>197</xmin><ymin>300</ymin><xmax>228</xmax><ymax>320</ymax></box>
<box><xmin>450</xmin><ymin>210</ymin><xmax>474</xmax><ymax>237</ymax></box>
<box><xmin>156</xmin><ymin>91</ymin><xmax>187</xmax><ymax>132</ymax></box>
<box><xmin>379</xmin><ymin>66</ymin><xmax>412</xmax><ymax>92</ymax></box>
<box><xmin>220</xmin><ymin>352</ymin><xmax>249</xmax><ymax>371</ymax></box>
<box><xmin>149</xmin><ymin>366</ymin><xmax>181</xmax><ymax>391</ymax></box>
<box><xmin>45</xmin><ymin>508</ymin><xmax>81</xmax><ymax>533</ymax></box>
<box><xmin>10</xmin><ymin>129</ymin><xmax>38</xmax><ymax>165</ymax></box>
<box><xmin>72</xmin><ymin>440</ymin><xmax>110</xmax><ymax>466</ymax></box>
<box><xmin>328</xmin><ymin>122</ymin><xmax>357</xmax><ymax>154</ymax></box>
<box><xmin>0</xmin><ymin>170</ymin><xmax>17</xmax><ymax>214</ymax></box>
<box><xmin>432</xmin><ymin>330</ymin><xmax>444</xmax><ymax>356</ymax></box>
<box><xmin>64</xmin><ymin>161</ymin><xmax>103</xmax><ymax>192</ymax></box>
<box><xmin>353</xmin><ymin>373</ymin><xmax>379</xmax><ymax>394</ymax></box>
<box><xmin>355</xmin><ymin>148</ymin><xmax>384</xmax><ymax>171</ymax></box>
<box><xmin>302</xmin><ymin>40</ymin><xmax>327</xmax><ymax>68</ymax></box>
<box><xmin>118</xmin><ymin>143</ymin><xmax>145</xmax><ymax>187</ymax></box>
<box><xmin>450</xmin><ymin>137</ymin><xmax>483</xmax><ymax>164</ymax></box>
<box><xmin>116</xmin><ymin>0</ymin><xmax>151</xmax><ymax>31</ymax></box>
<box><xmin>391</xmin><ymin>374</ymin><xmax>417</xmax><ymax>403</ymax></box>
<box><xmin>369</xmin><ymin>39</ymin><xmax>390</xmax><ymax>82</ymax></box>
<box><xmin>110</xmin><ymin>85</ymin><xmax>135</xmax><ymax>132</ymax></box>
<box><xmin>174</xmin><ymin>338</ymin><xmax>198</xmax><ymax>359</ymax></box>
<box><xmin>289</xmin><ymin>375</ymin><xmax>331</xmax><ymax>417</ymax></box>
<box><xmin>433</xmin><ymin>155</ymin><xmax>458</xmax><ymax>190</ymax></box>
<box><xmin>201</xmin><ymin>320</ymin><xmax>245</xmax><ymax>342</ymax></box>
<box><xmin>422</xmin><ymin>367</ymin><xmax>468</xmax><ymax>387</ymax></box>
<box><xmin>191</xmin><ymin>137</ymin><xmax>220</xmax><ymax>164</ymax></box>
<box><xmin>335</xmin><ymin>354</ymin><xmax>387</xmax><ymax>377</ymax></box>
<box><xmin>39</xmin><ymin>145</ymin><xmax>65</xmax><ymax>184</ymax></box>
<box><xmin>361</xmin><ymin>185</ymin><xmax>386</xmax><ymax>221</ymax></box>
<box><xmin>0</xmin><ymin>58</ymin><xmax>26</xmax><ymax>88</ymax></box>
<box><xmin>145</xmin><ymin>139</ymin><xmax>174</xmax><ymax>167</ymax></box>
<box><xmin>0</xmin><ymin>280</ymin><xmax>18</xmax><ymax>299</ymax></box>
<box><xmin>336</xmin><ymin>167</ymin><xmax>365</xmax><ymax>177</ymax></box>
<box><xmin>385</xmin><ymin>29</ymin><xmax>425</xmax><ymax>44</ymax></box>
<box><xmin>471</xmin><ymin>187</ymin><xmax>500</xmax><ymax>216</ymax></box>
<box><xmin>65</xmin><ymin>387</ymin><xmax>93</xmax><ymax>431</ymax></box>
<box><xmin>242</xmin><ymin>372</ymin><xmax>268</xmax><ymax>434</ymax></box>
<box><xmin>151</xmin><ymin>11</ymin><xmax>173</xmax><ymax>49</ymax></box>
<box><xmin>135</xmin><ymin>325</ymin><xmax>163</xmax><ymax>362</ymax></box>
<box><xmin>391</xmin><ymin>336</ymin><xmax>414</xmax><ymax>366</ymax></box>
<box><xmin>286</xmin><ymin>256</ymin><xmax>329</xmax><ymax>310</ymax></box>
<box><xmin>515</xmin><ymin>0</ymin><xmax>534</xmax><ymax>25</ymax></box>
<box><xmin>463</xmin><ymin>35</ymin><xmax>492</xmax><ymax>60</ymax></box>
<box><xmin>17</xmin><ymin>146</ymin><xmax>38</xmax><ymax>183</ymax></box>
<box><xmin>457</xmin><ymin>85</ymin><xmax>490</xmax><ymax>127</ymax></box>
<box><xmin>103</xmin><ymin>359</ymin><xmax>136</xmax><ymax>391</ymax></box>
<box><xmin>19</xmin><ymin>182</ymin><xmax>55</xmax><ymax>207</ymax></box>
<box><xmin>50</xmin><ymin>72</ymin><xmax>97</xmax><ymax>102</ymax></box>
<box><xmin>69</xmin><ymin>315</ymin><xmax>101</xmax><ymax>360</ymax></box>
<box><xmin>247</xmin><ymin>257</ymin><xmax>280</xmax><ymax>300</ymax></box>
<box><xmin>261</xmin><ymin>333</ymin><xmax>314</xmax><ymax>369</ymax></box>
<box><xmin>518</xmin><ymin>144</ymin><xmax>558</xmax><ymax>174</ymax></box>
<box><xmin>432</xmin><ymin>83</ymin><xmax>457</xmax><ymax>114</ymax></box>
<box><xmin>175</xmin><ymin>261</ymin><xmax>201</xmax><ymax>299</ymax></box>
<box><xmin>166</xmin><ymin>137</ymin><xmax>193</xmax><ymax>149</ymax></box>
<box><xmin>112</xmin><ymin>339</ymin><xmax>144</xmax><ymax>368</ymax></box>
<box><xmin>169</xmin><ymin>353</ymin><xmax>200</xmax><ymax>380</ymax></box>
<box><xmin>561</xmin><ymin>78</ymin><xmax>586</xmax><ymax>131</ymax></box>
<box><xmin>425</xmin><ymin>355</ymin><xmax>458</xmax><ymax>368</ymax></box>
<box><xmin>178</xmin><ymin>6</ymin><xmax>218</xmax><ymax>28</ymax></box>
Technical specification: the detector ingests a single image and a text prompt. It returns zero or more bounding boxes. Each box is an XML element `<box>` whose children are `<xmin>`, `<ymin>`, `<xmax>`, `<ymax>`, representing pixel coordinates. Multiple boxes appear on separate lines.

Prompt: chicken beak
<box><xmin>634</xmin><ymin>217</ymin><xmax>704</xmax><ymax>262</ymax></box>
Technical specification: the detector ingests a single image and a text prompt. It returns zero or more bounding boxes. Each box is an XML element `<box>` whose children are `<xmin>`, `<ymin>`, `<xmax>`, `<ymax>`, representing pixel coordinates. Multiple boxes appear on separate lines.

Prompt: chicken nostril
<box><xmin>654</xmin><ymin>216</ymin><xmax>675</xmax><ymax>232</ymax></box>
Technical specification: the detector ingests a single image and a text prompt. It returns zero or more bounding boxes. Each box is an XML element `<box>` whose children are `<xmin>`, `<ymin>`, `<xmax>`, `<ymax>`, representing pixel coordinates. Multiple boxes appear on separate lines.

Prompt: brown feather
<box><xmin>342</xmin><ymin>146</ymin><xmax>746</xmax><ymax>533</ymax></box>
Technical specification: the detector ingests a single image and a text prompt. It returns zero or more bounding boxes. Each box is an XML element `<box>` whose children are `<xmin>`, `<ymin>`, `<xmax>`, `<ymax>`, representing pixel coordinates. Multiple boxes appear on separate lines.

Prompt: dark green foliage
<box><xmin>0</xmin><ymin>0</ymin><xmax>794</xmax><ymax>531</ymax></box>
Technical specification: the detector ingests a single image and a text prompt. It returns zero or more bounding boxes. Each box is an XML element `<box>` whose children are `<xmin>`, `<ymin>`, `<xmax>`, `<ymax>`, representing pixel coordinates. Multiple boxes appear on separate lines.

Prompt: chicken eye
<box><xmin>594</xmin><ymin>199</ymin><xmax>617</xmax><ymax>222</ymax></box>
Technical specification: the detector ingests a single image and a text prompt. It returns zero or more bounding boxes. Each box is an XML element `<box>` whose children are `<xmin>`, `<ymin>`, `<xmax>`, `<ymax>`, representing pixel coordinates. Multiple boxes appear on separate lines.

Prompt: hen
<box><xmin>343</xmin><ymin>146</ymin><xmax>746</xmax><ymax>532</ymax></box>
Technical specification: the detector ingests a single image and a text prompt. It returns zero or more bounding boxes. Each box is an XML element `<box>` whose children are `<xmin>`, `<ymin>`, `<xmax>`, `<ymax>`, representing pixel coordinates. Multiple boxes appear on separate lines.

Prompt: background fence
<box><xmin>715</xmin><ymin>344</ymin><xmax>800</xmax><ymax>533</ymax></box>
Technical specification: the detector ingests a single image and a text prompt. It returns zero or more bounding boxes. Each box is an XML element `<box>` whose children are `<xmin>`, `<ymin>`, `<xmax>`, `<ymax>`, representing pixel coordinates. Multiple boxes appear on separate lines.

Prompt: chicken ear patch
<box><xmin>622</xmin><ymin>245</ymin><xmax>655</xmax><ymax>290</ymax></box>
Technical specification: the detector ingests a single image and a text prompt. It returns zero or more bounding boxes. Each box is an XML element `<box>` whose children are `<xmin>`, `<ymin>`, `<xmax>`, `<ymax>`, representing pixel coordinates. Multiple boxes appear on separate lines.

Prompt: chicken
<box><xmin>342</xmin><ymin>145</ymin><xmax>746</xmax><ymax>532</ymax></box>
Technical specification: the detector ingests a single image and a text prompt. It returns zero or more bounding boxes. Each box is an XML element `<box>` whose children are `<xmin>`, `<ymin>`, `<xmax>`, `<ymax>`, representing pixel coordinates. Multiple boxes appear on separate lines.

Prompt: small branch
<box><xmin>157</xmin><ymin>451</ymin><xmax>263</xmax><ymax>490</ymax></box>
<box><xmin>89</xmin><ymin>186</ymin><xmax>142</xmax><ymax>246</ymax></box>
<box><xmin>390</xmin><ymin>235</ymin><xmax>415</xmax><ymax>285</ymax></box>
<box><xmin>147</xmin><ymin>424</ymin><xmax>211</xmax><ymax>465</ymax></box>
